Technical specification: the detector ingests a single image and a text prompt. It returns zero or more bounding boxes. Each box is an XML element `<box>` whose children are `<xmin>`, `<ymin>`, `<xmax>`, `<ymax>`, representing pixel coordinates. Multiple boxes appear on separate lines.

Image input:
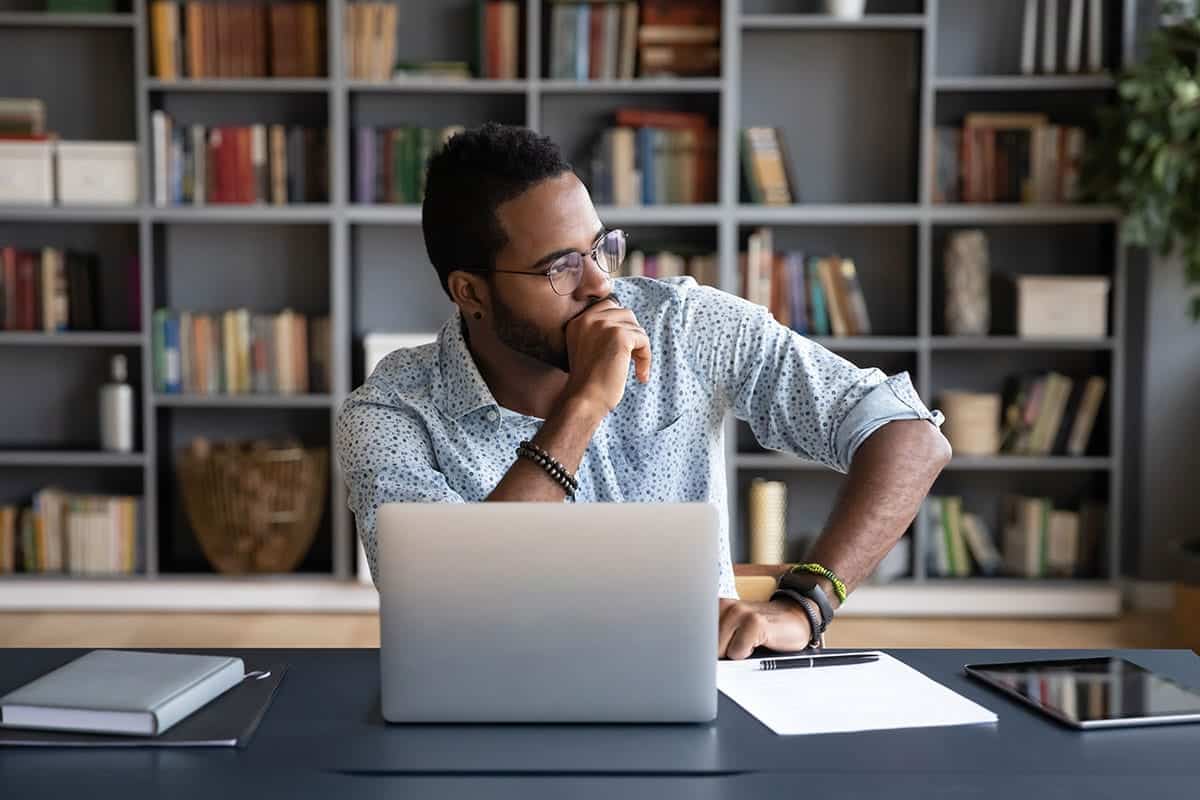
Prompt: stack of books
<box><xmin>0</xmin><ymin>492</ymin><xmax>143</xmax><ymax>576</ymax></box>
<box><xmin>741</xmin><ymin>229</ymin><xmax>873</xmax><ymax>337</ymax></box>
<box><xmin>637</xmin><ymin>0</ymin><xmax>720</xmax><ymax>78</ymax></box>
<box><xmin>999</xmin><ymin>372</ymin><xmax>1107</xmax><ymax>457</ymax></box>
<box><xmin>587</xmin><ymin>109</ymin><xmax>717</xmax><ymax>206</ymax></box>
<box><xmin>924</xmin><ymin>495</ymin><xmax>1105</xmax><ymax>580</ymax></box>
<box><xmin>548</xmin><ymin>1</ymin><xmax>640</xmax><ymax>80</ymax></box>
<box><xmin>624</xmin><ymin>248</ymin><xmax>717</xmax><ymax>287</ymax></box>
<box><xmin>741</xmin><ymin>127</ymin><xmax>794</xmax><ymax>205</ymax></box>
<box><xmin>151</xmin><ymin>114</ymin><xmax>329</xmax><ymax>206</ymax></box>
<box><xmin>1001</xmin><ymin>496</ymin><xmax>1106</xmax><ymax>579</ymax></box>
<box><xmin>931</xmin><ymin>114</ymin><xmax>1087</xmax><ymax>204</ymax></box>
<box><xmin>344</xmin><ymin>2</ymin><xmax>399</xmax><ymax>81</ymax></box>
<box><xmin>150</xmin><ymin>0</ymin><xmax>326</xmax><ymax>79</ymax></box>
<box><xmin>925</xmin><ymin>496</ymin><xmax>1003</xmax><ymax>578</ymax></box>
<box><xmin>0</xmin><ymin>248</ymin><xmax>107</xmax><ymax>333</ymax></box>
<box><xmin>152</xmin><ymin>308</ymin><xmax>331</xmax><ymax>396</ymax></box>
<box><xmin>353</xmin><ymin>126</ymin><xmax>463</xmax><ymax>204</ymax></box>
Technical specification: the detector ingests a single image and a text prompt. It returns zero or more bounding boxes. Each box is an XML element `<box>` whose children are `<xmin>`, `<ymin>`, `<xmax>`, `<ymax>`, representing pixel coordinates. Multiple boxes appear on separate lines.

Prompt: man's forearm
<box><xmin>804</xmin><ymin>419</ymin><xmax>952</xmax><ymax>609</ymax></box>
<box><xmin>486</xmin><ymin>397</ymin><xmax>605</xmax><ymax>501</ymax></box>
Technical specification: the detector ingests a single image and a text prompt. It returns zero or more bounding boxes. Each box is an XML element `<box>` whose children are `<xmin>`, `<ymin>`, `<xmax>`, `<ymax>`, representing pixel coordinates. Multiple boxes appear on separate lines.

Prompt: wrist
<box><xmin>765</xmin><ymin>596</ymin><xmax>819</xmax><ymax>652</ymax></box>
<box><xmin>556</xmin><ymin>392</ymin><xmax>609</xmax><ymax>430</ymax></box>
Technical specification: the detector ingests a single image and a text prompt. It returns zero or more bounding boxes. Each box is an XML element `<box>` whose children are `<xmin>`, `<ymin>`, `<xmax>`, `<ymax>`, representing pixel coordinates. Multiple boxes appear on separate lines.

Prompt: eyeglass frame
<box><xmin>456</xmin><ymin>228</ymin><xmax>628</xmax><ymax>296</ymax></box>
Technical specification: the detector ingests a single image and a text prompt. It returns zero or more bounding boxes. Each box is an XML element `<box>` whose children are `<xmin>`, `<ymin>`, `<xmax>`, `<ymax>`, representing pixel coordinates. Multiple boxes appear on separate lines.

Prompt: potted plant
<box><xmin>1082</xmin><ymin>1</ymin><xmax>1200</xmax><ymax>319</ymax></box>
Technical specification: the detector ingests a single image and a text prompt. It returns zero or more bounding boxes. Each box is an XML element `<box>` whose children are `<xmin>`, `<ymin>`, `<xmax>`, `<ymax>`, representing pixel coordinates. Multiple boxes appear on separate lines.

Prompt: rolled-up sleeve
<box><xmin>677</xmin><ymin>280</ymin><xmax>942</xmax><ymax>473</ymax></box>
<box><xmin>335</xmin><ymin>385</ymin><xmax>465</xmax><ymax>587</ymax></box>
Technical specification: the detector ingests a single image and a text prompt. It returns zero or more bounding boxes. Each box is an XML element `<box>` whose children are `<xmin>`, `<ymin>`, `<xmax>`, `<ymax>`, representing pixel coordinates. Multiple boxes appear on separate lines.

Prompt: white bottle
<box><xmin>99</xmin><ymin>354</ymin><xmax>135</xmax><ymax>453</ymax></box>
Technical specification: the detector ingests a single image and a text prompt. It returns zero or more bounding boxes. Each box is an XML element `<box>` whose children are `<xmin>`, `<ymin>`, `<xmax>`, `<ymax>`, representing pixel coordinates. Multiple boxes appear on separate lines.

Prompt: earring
<box><xmin>473</xmin><ymin>311</ymin><xmax>482</xmax><ymax>320</ymax></box>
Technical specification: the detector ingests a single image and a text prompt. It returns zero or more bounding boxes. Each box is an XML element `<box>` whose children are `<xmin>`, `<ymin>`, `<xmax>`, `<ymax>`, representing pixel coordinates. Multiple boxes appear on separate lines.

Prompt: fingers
<box><xmin>718</xmin><ymin>601</ymin><xmax>767</xmax><ymax>660</ymax></box>
<box><xmin>627</xmin><ymin>328</ymin><xmax>652</xmax><ymax>383</ymax></box>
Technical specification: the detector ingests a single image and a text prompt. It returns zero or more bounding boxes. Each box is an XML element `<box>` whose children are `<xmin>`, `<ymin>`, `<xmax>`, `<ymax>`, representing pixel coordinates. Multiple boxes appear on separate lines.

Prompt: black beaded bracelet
<box><xmin>517</xmin><ymin>440</ymin><xmax>579</xmax><ymax>498</ymax></box>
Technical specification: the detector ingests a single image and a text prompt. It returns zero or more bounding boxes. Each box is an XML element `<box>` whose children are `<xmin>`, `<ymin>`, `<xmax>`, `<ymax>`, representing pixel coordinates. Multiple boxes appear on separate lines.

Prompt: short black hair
<box><xmin>422</xmin><ymin>122</ymin><xmax>573</xmax><ymax>298</ymax></box>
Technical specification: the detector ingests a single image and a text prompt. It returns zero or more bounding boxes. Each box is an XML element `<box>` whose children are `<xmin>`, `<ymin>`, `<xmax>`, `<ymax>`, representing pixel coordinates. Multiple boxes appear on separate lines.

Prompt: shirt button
<box><xmin>486</xmin><ymin>411</ymin><xmax>499</xmax><ymax>422</ymax></box>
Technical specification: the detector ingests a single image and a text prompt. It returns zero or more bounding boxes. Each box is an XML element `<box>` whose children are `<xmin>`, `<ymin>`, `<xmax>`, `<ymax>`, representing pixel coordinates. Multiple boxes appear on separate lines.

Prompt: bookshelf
<box><xmin>0</xmin><ymin>0</ymin><xmax>1136</xmax><ymax>615</ymax></box>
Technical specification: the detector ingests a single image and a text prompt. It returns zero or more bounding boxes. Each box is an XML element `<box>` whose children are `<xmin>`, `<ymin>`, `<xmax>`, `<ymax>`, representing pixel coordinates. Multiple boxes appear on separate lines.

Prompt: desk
<box><xmin>3</xmin><ymin>648</ymin><xmax>1199</xmax><ymax>799</ymax></box>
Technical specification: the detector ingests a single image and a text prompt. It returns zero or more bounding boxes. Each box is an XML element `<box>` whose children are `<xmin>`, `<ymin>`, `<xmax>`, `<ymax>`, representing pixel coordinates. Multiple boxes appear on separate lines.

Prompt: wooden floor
<box><xmin>0</xmin><ymin>611</ymin><xmax>1180</xmax><ymax>650</ymax></box>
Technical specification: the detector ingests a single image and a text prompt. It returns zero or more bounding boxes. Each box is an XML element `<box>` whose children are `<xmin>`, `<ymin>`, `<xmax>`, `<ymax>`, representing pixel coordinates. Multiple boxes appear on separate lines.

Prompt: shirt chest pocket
<box><xmin>612</xmin><ymin>413</ymin><xmax>696</xmax><ymax>502</ymax></box>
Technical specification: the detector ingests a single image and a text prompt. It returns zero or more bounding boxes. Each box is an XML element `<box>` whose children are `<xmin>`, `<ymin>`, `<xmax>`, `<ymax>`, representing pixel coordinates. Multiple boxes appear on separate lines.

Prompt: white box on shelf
<box><xmin>56</xmin><ymin>141</ymin><xmax>139</xmax><ymax>206</ymax></box>
<box><xmin>1016</xmin><ymin>275</ymin><xmax>1111</xmax><ymax>338</ymax></box>
<box><xmin>0</xmin><ymin>140</ymin><xmax>54</xmax><ymax>206</ymax></box>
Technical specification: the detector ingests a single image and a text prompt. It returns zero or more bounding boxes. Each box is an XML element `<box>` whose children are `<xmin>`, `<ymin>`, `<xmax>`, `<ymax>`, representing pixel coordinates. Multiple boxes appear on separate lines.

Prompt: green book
<box><xmin>152</xmin><ymin>308</ymin><xmax>168</xmax><ymax>394</ymax></box>
<box><xmin>740</xmin><ymin>130</ymin><xmax>763</xmax><ymax>204</ymax></box>
<box><xmin>389</xmin><ymin>129</ymin><xmax>407</xmax><ymax>204</ymax></box>
<box><xmin>416</xmin><ymin>127</ymin><xmax>434</xmax><ymax>201</ymax></box>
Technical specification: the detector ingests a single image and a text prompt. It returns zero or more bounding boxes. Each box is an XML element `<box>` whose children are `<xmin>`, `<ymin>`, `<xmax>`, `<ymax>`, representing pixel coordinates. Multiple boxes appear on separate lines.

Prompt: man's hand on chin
<box><xmin>718</xmin><ymin>598</ymin><xmax>814</xmax><ymax>660</ymax></box>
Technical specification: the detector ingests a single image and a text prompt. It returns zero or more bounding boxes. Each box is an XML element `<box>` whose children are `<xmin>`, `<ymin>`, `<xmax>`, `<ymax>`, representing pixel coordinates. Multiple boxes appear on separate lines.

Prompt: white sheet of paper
<box><xmin>717</xmin><ymin>651</ymin><xmax>998</xmax><ymax>735</ymax></box>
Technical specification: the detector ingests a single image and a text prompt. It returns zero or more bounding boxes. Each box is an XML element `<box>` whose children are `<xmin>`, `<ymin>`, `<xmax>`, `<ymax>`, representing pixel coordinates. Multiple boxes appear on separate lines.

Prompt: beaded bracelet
<box><xmin>517</xmin><ymin>440</ymin><xmax>579</xmax><ymax>499</ymax></box>
<box><xmin>789</xmin><ymin>562</ymin><xmax>848</xmax><ymax>605</ymax></box>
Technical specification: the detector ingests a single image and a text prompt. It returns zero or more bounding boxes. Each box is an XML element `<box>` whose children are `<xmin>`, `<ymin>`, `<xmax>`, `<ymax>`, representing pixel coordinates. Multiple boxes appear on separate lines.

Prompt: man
<box><xmin>336</xmin><ymin>123</ymin><xmax>951</xmax><ymax>660</ymax></box>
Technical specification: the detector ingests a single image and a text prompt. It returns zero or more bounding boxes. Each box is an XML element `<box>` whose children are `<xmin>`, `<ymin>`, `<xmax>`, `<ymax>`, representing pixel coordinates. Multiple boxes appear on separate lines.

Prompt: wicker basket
<box><xmin>177</xmin><ymin>438</ymin><xmax>328</xmax><ymax>574</ymax></box>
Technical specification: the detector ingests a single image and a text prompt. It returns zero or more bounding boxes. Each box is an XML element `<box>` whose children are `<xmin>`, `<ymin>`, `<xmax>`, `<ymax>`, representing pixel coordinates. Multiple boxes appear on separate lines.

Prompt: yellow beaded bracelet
<box><xmin>789</xmin><ymin>562</ymin><xmax>848</xmax><ymax>605</ymax></box>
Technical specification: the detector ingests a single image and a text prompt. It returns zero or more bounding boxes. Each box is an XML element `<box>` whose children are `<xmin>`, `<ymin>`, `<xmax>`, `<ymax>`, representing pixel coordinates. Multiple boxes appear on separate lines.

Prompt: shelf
<box><xmin>741</xmin><ymin>14</ymin><xmax>927</xmax><ymax>31</ymax></box>
<box><xmin>0</xmin><ymin>451</ymin><xmax>146</xmax><ymax>468</ymax></box>
<box><xmin>539</xmin><ymin>78</ymin><xmax>724</xmax><ymax>94</ymax></box>
<box><xmin>347</xmin><ymin>205</ymin><xmax>422</xmax><ymax>224</ymax></box>
<box><xmin>0</xmin><ymin>206</ymin><xmax>141</xmax><ymax>222</ymax></box>
<box><xmin>144</xmin><ymin>78</ymin><xmax>331</xmax><ymax>93</ymax></box>
<box><xmin>945</xmin><ymin>456</ymin><xmax>1113</xmax><ymax>471</ymax></box>
<box><xmin>737</xmin><ymin>204</ymin><xmax>923</xmax><ymax>225</ymax></box>
<box><xmin>596</xmin><ymin>205</ymin><xmax>724</xmax><ymax>225</ymax></box>
<box><xmin>738</xmin><ymin>453</ymin><xmax>1113</xmax><ymax>472</ymax></box>
<box><xmin>149</xmin><ymin>205</ymin><xmax>333</xmax><ymax>223</ymax></box>
<box><xmin>0</xmin><ymin>12</ymin><xmax>136</xmax><ymax>28</ymax></box>
<box><xmin>346</xmin><ymin>78</ymin><xmax>527</xmax><ymax>93</ymax></box>
<box><xmin>0</xmin><ymin>575</ymin><xmax>1120</xmax><ymax>616</ymax></box>
<box><xmin>931</xmin><ymin>336</ymin><xmax>1115</xmax><ymax>351</ymax></box>
<box><xmin>153</xmin><ymin>394</ymin><xmax>334</xmax><ymax>408</ymax></box>
<box><xmin>347</xmin><ymin>204</ymin><xmax>731</xmax><ymax>226</ymax></box>
<box><xmin>930</xmin><ymin>205</ymin><xmax>1121</xmax><ymax>224</ymax></box>
<box><xmin>808</xmin><ymin>336</ymin><xmax>920</xmax><ymax>352</ymax></box>
<box><xmin>0</xmin><ymin>332</ymin><xmax>142</xmax><ymax>347</ymax></box>
<box><xmin>737</xmin><ymin>453</ymin><xmax>829</xmax><ymax>471</ymax></box>
<box><xmin>934</xmin><ymin>74</ymin><xmax>1116</xmax><ymax>92</ymax></box>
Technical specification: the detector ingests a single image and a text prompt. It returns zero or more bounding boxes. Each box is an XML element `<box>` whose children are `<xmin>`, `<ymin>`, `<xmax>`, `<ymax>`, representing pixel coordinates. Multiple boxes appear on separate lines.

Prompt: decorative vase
<box><xmin>824</xmin><ymin>0</ymin><xmax>868</xmax><ymax>19</ymax></box>
<box><xmin>944</xmin><ymin>229</ymin><xmax>990</xmax><ymax>335</ymax></box>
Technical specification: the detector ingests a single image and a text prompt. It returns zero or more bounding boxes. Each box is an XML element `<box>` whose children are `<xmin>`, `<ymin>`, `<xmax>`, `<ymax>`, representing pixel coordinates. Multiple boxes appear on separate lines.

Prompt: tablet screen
<box><xmin>966</xmin><ymin>657</ymin><xmax>1200</xmax><ymax>727</ymax></box>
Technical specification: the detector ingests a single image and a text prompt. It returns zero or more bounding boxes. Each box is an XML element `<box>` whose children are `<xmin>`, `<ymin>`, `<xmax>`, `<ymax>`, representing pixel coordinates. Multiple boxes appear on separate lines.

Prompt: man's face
<box><xmin>485</xmin><ymin>172</ymin><xmax>614</xmax><ymax>372</ymax></box>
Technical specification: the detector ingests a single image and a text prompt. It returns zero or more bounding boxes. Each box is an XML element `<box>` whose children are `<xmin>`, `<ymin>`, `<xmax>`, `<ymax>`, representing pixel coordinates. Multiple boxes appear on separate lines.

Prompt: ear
<box><xmin>447</xmin><ymin>271</ymin><xmax>489</xmax><ymax>319</ymax></box>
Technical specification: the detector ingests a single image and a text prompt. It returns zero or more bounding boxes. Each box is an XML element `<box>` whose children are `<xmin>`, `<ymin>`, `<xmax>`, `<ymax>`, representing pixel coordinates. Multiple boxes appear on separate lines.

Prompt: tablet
<box><xmin>964</xmin><ymin>657</ymin><xmax>1200</xmax><ymax>730</ymax></box>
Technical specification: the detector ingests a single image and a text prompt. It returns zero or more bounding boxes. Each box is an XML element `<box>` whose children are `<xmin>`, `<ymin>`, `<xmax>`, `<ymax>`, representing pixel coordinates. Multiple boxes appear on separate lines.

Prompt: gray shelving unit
<box><xmin>0</xmin><ymin>0</ymin><xmax>1136</xmax><ymax>615</ymax></box>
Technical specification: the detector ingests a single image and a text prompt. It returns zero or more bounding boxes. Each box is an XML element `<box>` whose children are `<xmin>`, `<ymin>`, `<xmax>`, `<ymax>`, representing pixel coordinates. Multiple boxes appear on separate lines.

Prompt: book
<box><xmin>1067</xmin><ymin>376</ymin><xmax>1106</xmax><ymax>456</ymax></box>
<box><xmin>1046</xmin><ymin>509</ymin><xmax>1080</xmax><ymax>577</ymax></box>
<box><xmin>1042</xmin><ymin>0</ymin><xmax>1059</xmax><ymax>73</ymax></box>
<box><xmin>1066</xmin><ymin>0</ymin><xmax>1085</xmax><ymax>73</ymax></box>
<box><xmin>0</xmin><ymin>650</ymin><xmax>244</xmax><ymax>737</ymax></box>
<box><xmin>0</xmin><ymin>661</ymin><xmax>286</xmax><ymax>749</ymax></box>
<box><xmin>1087</xmin><ymin>0</ymin><xmax>1103</xmax><ymax>72</ymax></box>
<box><xmin>741</xmin><ymin>127</ymin><xmax>793</xmax><ymax>206</ymax></box>
<box><xmin>1021</xmin><ymin>0</ymin><xmax>1039</xmax><ymax>75</ymax></box>
<box><xmin>961</xmin><ymin>512</ymin><xmax>1003</xmax><ymax>576</ymax></box>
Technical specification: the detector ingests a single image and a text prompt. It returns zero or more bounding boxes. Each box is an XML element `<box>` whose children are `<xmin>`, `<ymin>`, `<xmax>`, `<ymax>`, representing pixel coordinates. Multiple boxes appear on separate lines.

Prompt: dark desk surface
<box><xmin>3</xmin><ymin>648</ymin><xmax>1200</xmax><ymax>799</ymax></box>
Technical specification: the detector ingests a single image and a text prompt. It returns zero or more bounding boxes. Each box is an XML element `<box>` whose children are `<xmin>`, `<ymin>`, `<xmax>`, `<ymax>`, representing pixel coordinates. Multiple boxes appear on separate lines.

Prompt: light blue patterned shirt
<box><xmin>336</xmin><ymin>277</ymin><xmax>941</xmax><ymax>597</ymax></box>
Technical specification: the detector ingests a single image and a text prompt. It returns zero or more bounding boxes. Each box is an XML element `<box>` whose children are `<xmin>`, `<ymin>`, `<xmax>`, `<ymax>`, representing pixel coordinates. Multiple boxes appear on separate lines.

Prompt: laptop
<box><xmin>375</xmin><ymin>502</ymin><xmax>719</xmax><ymax>723</ymax></box>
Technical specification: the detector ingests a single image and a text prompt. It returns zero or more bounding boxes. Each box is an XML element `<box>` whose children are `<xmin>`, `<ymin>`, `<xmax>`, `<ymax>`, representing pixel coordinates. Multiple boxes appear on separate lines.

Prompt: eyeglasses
<box><xmin>462</xmin><ymin>229</ymin><xmax>628</xmax><ymax>296</ymax></box>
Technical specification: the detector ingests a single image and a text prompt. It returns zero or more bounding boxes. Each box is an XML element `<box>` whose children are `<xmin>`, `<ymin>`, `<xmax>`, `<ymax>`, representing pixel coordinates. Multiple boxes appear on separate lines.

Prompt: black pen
<box><xmin>758</xmin><ymin>653</ymin><xmax>880</xmax><ymax>671</ymax></box>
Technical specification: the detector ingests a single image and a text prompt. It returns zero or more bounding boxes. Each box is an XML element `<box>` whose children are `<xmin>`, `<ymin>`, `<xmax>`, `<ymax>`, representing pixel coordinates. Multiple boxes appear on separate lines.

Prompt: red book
<box><xmin>238</xmin><ymin>127</ymin><xmax>253</xmax><ymax>203</ymax></box>
<box><xmin>589</xmin><ymin>6</ymin><xmax>605</xmax><ymax>80</ymax></box>
<box><xmin>17</xmin><ymin>251</ymin><xmax>37</xmax><ymax>331</ymax></box>
<box><xmin>207</xmin><ymin>128</ymin><xmax>222</xmax><ymax>203</ymax></box>
<box><xmin>2</xmin><ymin>247</ymin><xmax>18</xmax><ymax>331</ymax></box>
<box><xmin>220</xmin><ymin>127</ymin><xmax>237</xmax><ymax>203</ymax></box>
<box><xmin>614</xmin><ymin>108</ymin><xmax>709</xmax><ymax>130</ymax></box>
<box><xmin>485</xmin><ymin>2</ymin><xmax>503</xmax><ymax>79</ymax></box>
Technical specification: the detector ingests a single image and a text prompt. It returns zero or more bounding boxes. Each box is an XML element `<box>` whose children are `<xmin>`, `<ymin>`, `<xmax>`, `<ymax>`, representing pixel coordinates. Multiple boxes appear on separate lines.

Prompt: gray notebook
<box><xmin>0</xmin><ymin>650</ymin><xmax>245</xmax><ymax>736</ymax></box>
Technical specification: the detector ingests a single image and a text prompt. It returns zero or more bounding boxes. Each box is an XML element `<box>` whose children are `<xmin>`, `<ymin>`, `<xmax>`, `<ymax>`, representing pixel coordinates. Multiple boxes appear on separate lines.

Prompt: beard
<box><xmin>491</xmin><ymin>290</ymin><xmax>570</xmax><ymax>372</ymax></box>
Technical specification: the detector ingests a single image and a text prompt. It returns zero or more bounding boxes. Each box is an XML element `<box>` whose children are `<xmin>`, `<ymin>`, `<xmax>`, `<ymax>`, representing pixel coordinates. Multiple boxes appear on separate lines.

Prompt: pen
<box><xmin>759</xmin><ymin>653</ymin><xmax>880</xmax><ymax>671</ymax></box>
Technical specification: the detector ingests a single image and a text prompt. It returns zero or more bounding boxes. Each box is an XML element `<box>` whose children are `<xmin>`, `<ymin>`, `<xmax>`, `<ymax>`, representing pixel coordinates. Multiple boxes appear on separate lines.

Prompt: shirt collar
<box><xmin>433</xmin><ymin>308</ymin><xmax>500</xmax><ymax>420</ymax></box>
